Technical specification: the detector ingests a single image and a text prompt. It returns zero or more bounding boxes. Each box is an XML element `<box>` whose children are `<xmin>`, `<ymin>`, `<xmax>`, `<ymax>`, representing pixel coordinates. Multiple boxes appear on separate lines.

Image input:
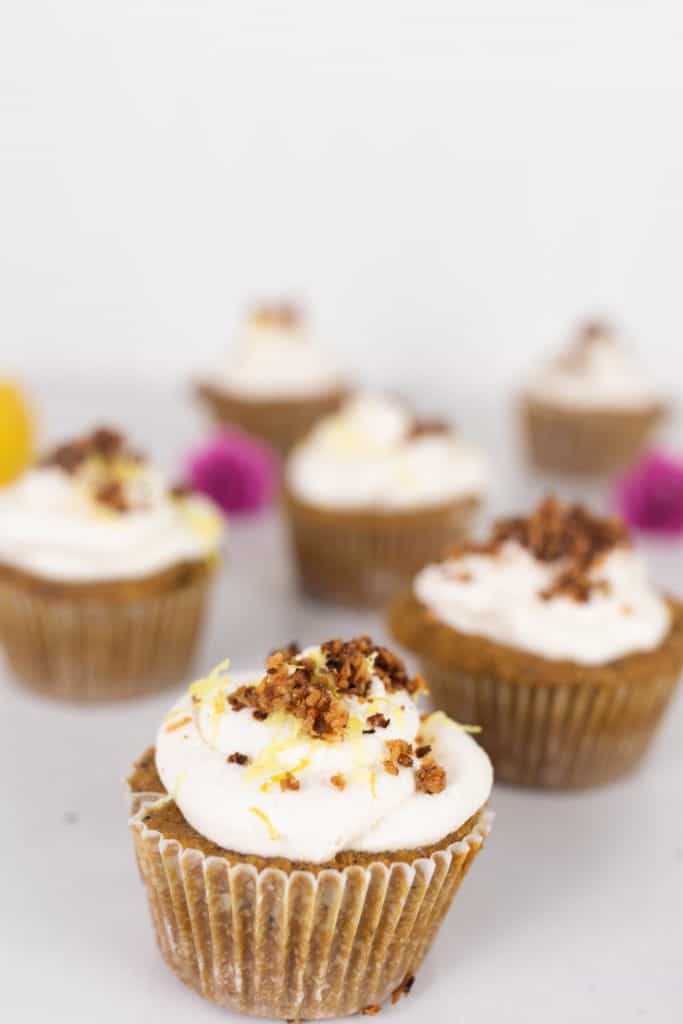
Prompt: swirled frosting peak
<box><xmin>286</xmin><ymin>392</ymin><xmax>488</xmax><ymax>509</ymax></box>
<box><xmin>215</xmin><ymin>301</ymin><xmax>342</xmax><ymax>399</ymax></box>
<box><xmin>415</xmin><ymin>496</ymin><xmax>671</xmax><ymax>665</ymax></box>
<box><xmin>526</xmin><ymin>318</ymin><xmax>663</xmax><ymax>410</ymax></box>
<box><xmin>155</xmin><ymin>637</ymin><xmax>492</xmax><ymax>862</ymax></box>
<box><xmin>0</xmin><ymin>426</ymin><xmax>224</xmax><ymax>581</ymax></box>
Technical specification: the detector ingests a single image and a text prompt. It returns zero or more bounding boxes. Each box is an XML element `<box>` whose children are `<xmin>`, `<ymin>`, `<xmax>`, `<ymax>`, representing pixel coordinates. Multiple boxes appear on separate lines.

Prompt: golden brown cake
<box><xmin>284</xmin><ymin>393</ymin><xmax>487</xmax><ymax>606</ymax></box>
<box><xmin>0</xmin><ymin>427</ymin><xmax>223</xmax><ymax>700</ymax></box>
<box><xmin>127</xmin><ymin>637</ymin><xmax>493</xmax><ymax>1017</ymax></box>
<box><xmin>521</xmin><ymin>319</ymin><xmax>667</xmax><ymax>475</ymax></box>
<box><xmin>390</xmin><ymin>496</ymin><xmax>683</xmax><ymax>788</ymax></box>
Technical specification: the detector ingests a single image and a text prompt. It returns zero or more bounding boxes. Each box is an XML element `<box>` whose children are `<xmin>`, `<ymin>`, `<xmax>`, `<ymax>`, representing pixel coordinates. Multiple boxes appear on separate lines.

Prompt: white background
<box><xmin>2</xmin><ymin>1</ymin><xmax>683</xmax><ymax>401</ymax></box>
<box><xmin>2</xmin><ymin>5</ymin><xmax>683</xmax><ymax>1023</ymax></box>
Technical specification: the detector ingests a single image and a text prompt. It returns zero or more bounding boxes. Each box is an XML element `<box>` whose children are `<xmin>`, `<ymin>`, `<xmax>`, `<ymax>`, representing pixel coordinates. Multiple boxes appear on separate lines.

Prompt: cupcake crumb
<box><xmin>391</xmin><ymin>975</ymin><xmax>415</xmax><ymax>1004</ymax></box>
<box><xmin>415</xmin><ymin>763</ymin><xmax>447</xmax><ymax>794</ymax></box>
<box><xmin>227</xmin><ymin>752</ymin><xmax>251</xmax><ymax>766</ymax></box>
<box><xmin>279</xmin><ymin>772</ymin><xmax>300</xmax><ymax>792</ymax></box>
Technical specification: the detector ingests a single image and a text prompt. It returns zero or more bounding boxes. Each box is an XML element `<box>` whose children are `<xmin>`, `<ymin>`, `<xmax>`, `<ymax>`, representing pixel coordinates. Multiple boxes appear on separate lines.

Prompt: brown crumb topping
<box><xmin>383</xmin><ymin>739</ymin><xmax>414</xmax><ymax>775</ymax></box>
<box><xmin>367</xmin><ymin>712</ymin><xmax>390</xmax><ymax>730</ymax></box>
<box><xmin>415</xmin><ymin>744</ymin><xmax>432</xmax><ymax>759</ymax></box>
<box><xmin>446</xmin><ymin>495</ymin><xmax>629</xmax><ymax>603</ymax></box>
<box><xmin>250</xmin><ymin>301</ymin><xmax>301</xmax><ymax>329</ymax></box>
<box><xmin>41</xmin><ymin>427</ymin><xmax>142</xmax><ymax>475</ymax></box>
<box><xmin>415</xmin><ymin>763</ymin><xmax>447</xmax><ymax>794</ymax></box>
<box><xmin>228</xmin><ymin>637</ymin><xmax>425</xmax><ymax>742</ymax></box>
<box><xmin>407</xmin><ymin>416</ymin><xmax>452</xmax><ymax>439</ymax></box>
<box><xmin>39</xmin><ymin>426</ymin><xmax>152</xmax><ymax>515</ymax></box>
<box><xmin>227</xmin><ymin>752</ymin><xmax>250</xmax><ymax>766</ymax></box>
<box><xmin>330</xmin><ymin>773</ymin><xmax>346</xmax><ymax>791</ymax></box>
<box><xmin>362</xmin><ymin>1005</ymin><xmax>382</xmax><ymax>1016</ymax></box>
<box><xmin>278</xmin><ymin>772</ymin><xmax>300</xmax><ymax>792</ymax></box>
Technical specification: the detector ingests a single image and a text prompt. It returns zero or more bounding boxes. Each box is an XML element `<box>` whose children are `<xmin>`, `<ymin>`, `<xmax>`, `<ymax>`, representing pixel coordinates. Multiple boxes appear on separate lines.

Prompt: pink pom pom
<box><xmin>186</xmin><ymin>430</ymin><xmax>278</xmax><ymax>517</ymax></box>
<box><xmin>613</xmin><ymin>451</ymin><xmax>683</xmax><ymax>535</ymax></box>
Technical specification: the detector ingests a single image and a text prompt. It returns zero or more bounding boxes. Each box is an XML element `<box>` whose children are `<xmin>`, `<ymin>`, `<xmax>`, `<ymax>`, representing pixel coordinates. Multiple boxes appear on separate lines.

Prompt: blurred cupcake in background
<box><xmin>390</xmin><ymin>495</ymin><xmax>683</xmax><ymax>788</ymax></box>
<box><xmin>284</xmin><ymin>392</ymin><xmax>488</xmax><ymax>605</ymax></box>
<box><xmin>0</xmin><ymin>427</ymin><xmax>223</xmax><ymax>701</ymax></box>
<box><xmin>520</xmin><ymin>318</ymin><xmax>668</xmax><ymax>475</ymax></box>
<box><xmin>196</xmin><ymin>301</ymin><xmax>347</xmax><ymax>457</ymax></box>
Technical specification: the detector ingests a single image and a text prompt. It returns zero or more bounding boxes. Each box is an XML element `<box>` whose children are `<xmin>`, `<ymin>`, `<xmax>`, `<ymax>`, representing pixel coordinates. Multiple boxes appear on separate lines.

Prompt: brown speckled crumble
<box><xmin>227</xmin><ymin>752</ymin><xmax>250</xmax><ymax>766</ymax></box>
<box><xmin>446</xmin><ymin>495</ymin><xmax>629</xmax><ymax>603</ymax></box>
<box><xmin>415</xmin><ymin>763</ymin><xmax>447</xmax><ymax>794</ymax></box>
<box><xmin>228</xmin><ymin>637</ymin><xmax>425</xmax><ymax>742</ymax></box>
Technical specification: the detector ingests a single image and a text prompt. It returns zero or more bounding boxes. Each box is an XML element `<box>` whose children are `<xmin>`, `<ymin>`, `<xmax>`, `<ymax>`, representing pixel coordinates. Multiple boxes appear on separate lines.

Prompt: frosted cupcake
<box><xmin>0</xmin><ymin>427</ymin><xmax>223</xmax><ymax>700</ymax></box>
<box><xmin>521</xmin><ymin>319</ymin><xmax>667</xmax><ymax>474</ymax></box>
<box><xmin>390</xmin><ymin>496</ymin><xmax>683</xmax><ymax>788</ymax></box>
<box><xmin>127</xmin><ymin>636</ymin><xmax>492</xmax><ymax>1018</ymax></box>
<box><xmin>285</xmin><ymin>393</ymin><xmax>488</xmax><ymax>605</ymax></box>
<box><xmin>196</xmin><ymin>302</ymin><xmax>346</xmax><ymax>456</ymax></box>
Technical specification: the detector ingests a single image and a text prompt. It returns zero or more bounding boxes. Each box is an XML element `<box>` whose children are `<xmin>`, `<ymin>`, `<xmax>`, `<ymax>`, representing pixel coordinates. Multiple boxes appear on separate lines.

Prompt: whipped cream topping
<box><xmin>525</xmin><ymin>321</ymin><xmax>663</xmax><ymax>410</ymax></box>
<box><xmin>415</xmin><ymin>541</ymin><xmax>671</xmax><ymax>665</ymax></box>
<box><xmin>155</xmin><ymin>648</ymin><xmax>492</xmax><ymax>862</ymax></box>
<box><xmin>0</xmin><ymin>463</ymin><xmax>223</xmax><ymax>582</ymax></box>
<box><xmin>215</xmin><ymin>304</ymin><xmax>342</xmax><ymax>399</ymax></box>
<box><xmin>286</xmin><ymin>393</ymin><xmax>488</xmax><ymax>509</ymax></box>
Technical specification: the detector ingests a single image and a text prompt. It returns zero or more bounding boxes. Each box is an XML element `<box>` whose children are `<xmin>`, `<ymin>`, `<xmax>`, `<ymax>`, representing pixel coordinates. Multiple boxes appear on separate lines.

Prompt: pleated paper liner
<box><xmin>285</xmin><ymin>489</ymin><xmax>480</xmax><ymax>607</ymax></box>
<box><xmin>196</xmin><ymin>383</ymin><xmax>347</xmax><ymax>457</ymax></box>
<box><xmin>520</xmin><ymin>396</ymin><xmax>667</xmax><ymax>476</ymax></box>
<box><xmin>421</xmin><ymin>661</ymin><xmax>680</xmax><ymax>787</ymax></box>
<box><xmin>129</xmin><ymin>798</ymin><xmax>492</xmax><ymax>1019</ymax></box>
<box><xmin>0</xmin><ymin>559</ymin><xmax>216</xmax><ymax>701</ymax></box>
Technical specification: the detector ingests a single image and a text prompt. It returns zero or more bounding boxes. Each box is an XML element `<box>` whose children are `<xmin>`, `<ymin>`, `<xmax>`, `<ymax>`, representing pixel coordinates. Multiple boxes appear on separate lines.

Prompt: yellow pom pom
<box><xmin>0</xmin><ymin>382</ymin><xmax>33</xmax><ymax>486</ymax></box>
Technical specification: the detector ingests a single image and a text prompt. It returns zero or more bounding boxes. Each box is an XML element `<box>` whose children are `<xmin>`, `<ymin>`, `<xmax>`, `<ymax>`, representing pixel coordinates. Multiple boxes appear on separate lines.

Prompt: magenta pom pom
<box><xmin>613</xmin><ymin>451</ymin><xmax>683</xmax><ymax>535</ymax></box>
<box><xmin>186</xmin><ymin>430</ymin><xmax>278</xmax><ymax>517</ymax></box>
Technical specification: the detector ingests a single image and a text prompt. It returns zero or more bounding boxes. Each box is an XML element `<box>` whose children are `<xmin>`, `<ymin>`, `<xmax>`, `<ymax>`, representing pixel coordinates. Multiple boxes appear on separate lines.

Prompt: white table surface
<box><xmin>2</xmin><ymin>374</ymin><xmax>682</xmax><ymax>1022</ymax></box>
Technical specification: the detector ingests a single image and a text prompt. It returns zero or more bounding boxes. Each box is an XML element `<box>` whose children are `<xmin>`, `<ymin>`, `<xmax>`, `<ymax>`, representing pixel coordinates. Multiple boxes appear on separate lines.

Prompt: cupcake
<box><xmin>196</xmin><ymin>302</ymin><xmax>347</xmax><ymax>456</ymax></box>
<box><xmin>390</xmin><ymin>496</ymin><xmax>683</xmax><ymax>788</ymax></box>
<box><xmin>284</xmin><ymin>393</ymin><xmax>488</xmax><ymax>606</ymax></box>
<box><xmin>127</xmin><ymin>637</ymin><xmax>492</xmax><ymax>1018</ymax></box>
<box><xmin>521</xmin><ymin>319</ymin><xmax>667</xmax><ymax>475</ymax></box>
<box><xmin>0</xmin><ymin>427</ymin><xmax>223</xmax><ymax>701</ymax></box>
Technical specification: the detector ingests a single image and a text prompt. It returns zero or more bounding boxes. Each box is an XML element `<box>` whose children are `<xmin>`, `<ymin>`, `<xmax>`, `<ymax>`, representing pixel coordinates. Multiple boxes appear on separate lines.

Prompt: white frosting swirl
<box><xmin>0</xmin><ymin>465</ymin><xmax>223</xmax><ymax>582</ymax></box>
<box><xmin>286</xmin><ymin>393</ymin><xmax>488</xmax><ymax>509</ymax></box>
<box><xmin>526</xmin><ymin>325</ymin><xmax>662</xmax><ymax>410</ymax></box>
<box><xmin>414</xmin><ymin>541</ymin><xmax>670</xmax><ymax>665</ymax></box>
<box><xmin>216</xmin><ymin>314</ymin><xmax>342</xmax><ymax>399</ymax></box>
<box><xmin>155</xmin><ymin>656</ymin><xmax>492</xmax><ymax>862</ymax></box>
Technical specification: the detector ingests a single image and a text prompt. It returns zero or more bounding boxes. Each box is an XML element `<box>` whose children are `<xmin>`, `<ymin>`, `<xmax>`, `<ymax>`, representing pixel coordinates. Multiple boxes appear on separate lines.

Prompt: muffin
<box><xmin>0</xmin><ymin>426</ymin><xmax>223</xmax><ymax>700</ymax></box>
<box><xmin>196</xmin><ymin>302</ymin><xmax>347</xmax><ymax>456</ymax></box>
<box><xmin>284</xmin><ymin>393</ymin><xmax>488</xmax><ymax>606</ymax></box>
<box><xmin>127</xmin><ymin>636</ymin><xmax>493</xmax><ymax>1018</ymax></box>
<box><xmin>390</xmin><ymin>495</ymin><xmax>683</xmax><ymax>788</ymax></box>
<box><xmin>521</xmin><ymin>319</ymin><xmax>667</xmax><ymax>475</ymax></box>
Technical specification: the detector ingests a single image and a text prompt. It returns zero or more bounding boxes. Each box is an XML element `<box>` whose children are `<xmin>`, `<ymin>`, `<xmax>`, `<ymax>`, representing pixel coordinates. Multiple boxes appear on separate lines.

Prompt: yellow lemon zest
<box><xmin>369</xmin><ymin>770</ymin><xmax>378</xmax><ymax>799</ymax></box>
<box><xmin>422</xmin><ymin>710</ymin><xmax>482</xmax><ymax>735</ymax></box>
<box><xmin>189</xmin><ymin>658</ymin><xmax>230</xmax><ymax>703</ymax></box>
<box><xmin>171</xmin><ymin>773</ymin><xmax>186</xmax><ymax>799</ymax></box>
<box><xmin>244</xmin><ymin>713</ymin><xmax>305</xmax><ymax>782</ymax></box>
<box><xmin>179</xmin><ymin>500</ymin><xmax>223</xmax><ymax>548</ymax></box>
<box><xmin>249</xmin><ymin>807</ymin><xmax>281</xmax><ymax>841</ymax></box>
